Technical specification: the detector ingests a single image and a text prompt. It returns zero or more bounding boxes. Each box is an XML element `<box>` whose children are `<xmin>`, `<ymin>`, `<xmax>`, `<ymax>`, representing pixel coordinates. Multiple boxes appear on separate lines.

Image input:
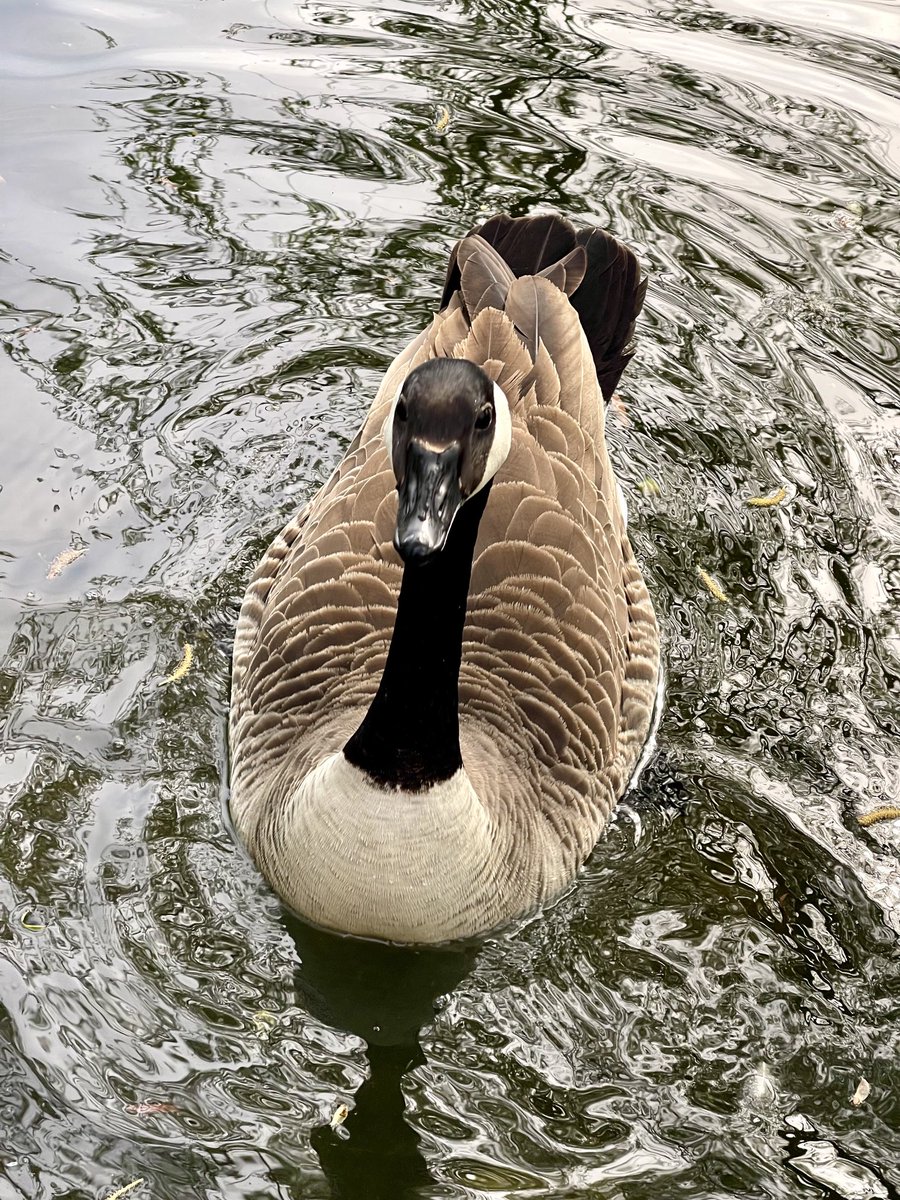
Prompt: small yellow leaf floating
<box><xmin>47</xmin><ymin>547</ymin><xmax>86</xmax><ymax>579</ymax></box>
<box><xmin>167</xmin><ymin>643</ymin><xmax>193</xmax><ymax>682</ymax></box>
<box><xmin>330</xmin><ymin>1103</ymin><xmax>350</xmax><ymax>1129</ymax></box>
<box><xmin>21</xmin><ymin>912</ymin><xmax>45</xmax><ymax>932</ymax></box>
<box><xmin>105</xmin><ymin>1180</ymin><xmax>144</xmax><ymax>1200</ymax></box>
<box><xmin>746</xmin><ymin>486</ymin><xmax>787</xmax><ymax>508</ymax></box>
<box><xmin>858</xmin><ymin>806</ymin><xmax>900</xmax><ymax>828</ymax></box>
<box><xmin>851</xmin><ymin>1077</ymin><xmax>871</xmax><ymax>1107</ymax></box>
<box><xmin>251</xmin><ymin>1010</ymin><xmax>278</xmax><ymax>1038</ymax></box>
<box><xmin>434</xmin><ymin>105</ymin><xmax>451</xmax><ymax>133</ymax></box>
<box><xmin>637</xmin><ymin>477</ymin><xmax>661</xmax><ymax>497</ymax></box>
<box><xmin>698</xmin><ymin>567</ymin><xmax>728</xmax><ymax>603</ymax></box>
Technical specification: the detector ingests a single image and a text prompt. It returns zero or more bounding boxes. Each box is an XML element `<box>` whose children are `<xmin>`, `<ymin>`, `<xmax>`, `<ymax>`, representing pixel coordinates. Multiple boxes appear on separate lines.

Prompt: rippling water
<box><xmin>2</xmin><ymin>0</ymin><xmax>899</xmax><ymax>1196</ymax></box>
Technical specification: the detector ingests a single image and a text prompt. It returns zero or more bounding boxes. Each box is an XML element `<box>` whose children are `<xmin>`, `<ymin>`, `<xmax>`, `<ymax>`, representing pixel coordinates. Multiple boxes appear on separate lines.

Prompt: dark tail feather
<box><xmin>441</xmin><ymin>213</ymin><xmax>646</xmax><ymax>402</ymax></box>
<box><xmin>571</xmin><ymin>225</ymin><xmax>647</xmax><ymax>403</ymax></box>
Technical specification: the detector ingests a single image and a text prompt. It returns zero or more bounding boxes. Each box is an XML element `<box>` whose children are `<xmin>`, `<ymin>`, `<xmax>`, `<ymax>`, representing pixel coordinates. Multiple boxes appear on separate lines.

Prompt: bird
<box><xmin>229</xmin><ymin>213</ymin><xmax>660</xmax><ymax>944</ymax></box>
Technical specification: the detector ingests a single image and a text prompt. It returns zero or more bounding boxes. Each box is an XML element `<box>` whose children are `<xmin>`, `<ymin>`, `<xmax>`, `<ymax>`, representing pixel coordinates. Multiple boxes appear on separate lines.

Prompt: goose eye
<box><xmin>396</xmin><ymin>399</ymin><xmax>409</xmax><ymax>423</ymax></box>
<box><xmin>474</xmin><ymin>406</ymin><xmax>493</xmax><ymax>431</ymax></box>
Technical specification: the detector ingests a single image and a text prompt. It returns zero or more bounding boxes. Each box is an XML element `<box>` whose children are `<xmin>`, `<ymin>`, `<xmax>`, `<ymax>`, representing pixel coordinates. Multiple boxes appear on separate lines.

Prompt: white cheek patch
<box><xmin>381</xmin><ymin>385</ymin><xmax>403</xmax><ymax>470</ymax></box>
<box><xmin>471</xmin><ymin>382</ymin><xmax>512</xmax><ymax>495</ymax></box>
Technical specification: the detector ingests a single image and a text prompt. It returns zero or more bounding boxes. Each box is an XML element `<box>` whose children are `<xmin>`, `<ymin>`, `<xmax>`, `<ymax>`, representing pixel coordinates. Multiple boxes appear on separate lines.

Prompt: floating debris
<box><xmin>434</xmin><ymin>106</ymin><xmax>451</xmax><ymax>133</ymax></box>
<box><xmin>124</xmin><ymin>1102</ymin><xmax>179</xmax><ymax>1116</ymax></box>
<box><xmin>858</xmin><ymin>806</ymin><xmax>900</xmax><ymax>828</ymax></box>
<box><xmin>167</xmin><ymin>643</ymin><xmax>193</xmax><ymax>683</ymax></box>
<box><xmin>636</xmin><ymin>477</ymin><xmax>661</xmax><ymax>497</ymax></box>
<box><xmin>105</xmin><ymin>1180</ymin><xmax>144</xmax><ymax>1200</ymax></box>
<box><xmin>47</xmin><ymin>546</ymin><xmax>86</xmax><ymax>579</ymax></box>
<box><xmin>747</xmin><ymin>486</ymin><xmax>787</xmax><ymax>508</ymax></box>
<box><xmin>330</xmin><ymin>1103</ymin><xmax>350</xmax><ymax>1130</ymax></box>
<box><xmin>610</xmin><ymin>393</ymin><xmax>631</xmax><ymax>424</ymax></box>
<box><xmin>250</xmin><ymin>1010</ymin><xmax>278</xmax><ymax>1039</ymax></box>
<box><xmin>756</xmin><ymin>288</ymin><xmax>838</xmax><ymax>328</ymax></box>
<box><xmin>21</xmin><ymin>913</ymin><xmax>45</xmax><ymax>932</ymax></box>
<box><xmin>851</xmin><ymin>1077</ymin><xmax>871</xmax><ymax>1107</ymax></box>
<box><xmin>827</xmin><ymin>207</ymin><xmax>863</xmax><ymax>233</ymax></box>
<box><xmin>744</xmin><ymin>1061</ymin><xmax>779</xmax><ymax>1108</ymax></box>
<box><xmin>698</xmin><ymin>567</ymin><xmax>728</xmax><ymax>603</ymax></box>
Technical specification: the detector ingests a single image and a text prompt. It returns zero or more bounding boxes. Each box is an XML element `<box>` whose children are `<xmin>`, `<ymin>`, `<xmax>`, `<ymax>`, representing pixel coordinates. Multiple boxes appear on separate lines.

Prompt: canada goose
<box><xmin>230</xmin><ymin>214</ymin><xmax>660</xmax><ymax>943</ymax></box>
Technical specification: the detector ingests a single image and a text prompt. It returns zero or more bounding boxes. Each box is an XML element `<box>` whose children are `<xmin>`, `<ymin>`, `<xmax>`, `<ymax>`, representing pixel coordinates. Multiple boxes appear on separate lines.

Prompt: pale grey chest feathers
<box><xmin>269</xmin><ymin>753</ymin><xmax>500</xmax><ymax>942</ymax></box>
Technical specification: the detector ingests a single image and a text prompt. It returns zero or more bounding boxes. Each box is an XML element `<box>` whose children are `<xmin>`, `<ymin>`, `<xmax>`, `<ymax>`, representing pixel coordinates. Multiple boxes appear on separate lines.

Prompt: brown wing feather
<box><xmin>537</xmin><ymin>245</ymin><xmax>587</xmax><ymax>295</ymax></box>
<box><xmin>457</xmin><ymin>235</ymin><xmax>515</xmax><ymax>317</ymax></box>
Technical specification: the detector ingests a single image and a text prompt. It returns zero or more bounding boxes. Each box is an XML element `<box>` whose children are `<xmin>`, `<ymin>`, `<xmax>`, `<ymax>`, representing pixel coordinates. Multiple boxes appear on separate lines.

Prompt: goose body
<box><xmin>229</xmin><ymin>214</ymin><xmax>660</xmax><ymax>943</ymax></box>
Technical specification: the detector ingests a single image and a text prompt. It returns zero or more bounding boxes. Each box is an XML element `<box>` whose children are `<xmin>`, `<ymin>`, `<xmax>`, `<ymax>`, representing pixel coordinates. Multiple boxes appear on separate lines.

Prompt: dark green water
<box><xmin>2</xmin><ymin>0</ymin><xmax>900</xmax><ymax>1196</ymax></box>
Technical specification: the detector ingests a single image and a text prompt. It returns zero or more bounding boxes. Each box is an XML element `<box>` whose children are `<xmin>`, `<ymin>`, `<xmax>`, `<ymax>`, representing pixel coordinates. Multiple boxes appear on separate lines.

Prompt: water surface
<box><xmin>2</xmin><ymin>0</ymin><xmax>900</xmax><ymax>1196</ymax></box>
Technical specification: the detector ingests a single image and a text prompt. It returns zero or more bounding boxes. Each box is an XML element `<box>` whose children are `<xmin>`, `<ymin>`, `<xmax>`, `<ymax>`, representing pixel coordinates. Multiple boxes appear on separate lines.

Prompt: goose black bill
<box><xmin>394</xmin><ymin>440</ymin><xmax>464</xmax><ymax>563</ymax></box>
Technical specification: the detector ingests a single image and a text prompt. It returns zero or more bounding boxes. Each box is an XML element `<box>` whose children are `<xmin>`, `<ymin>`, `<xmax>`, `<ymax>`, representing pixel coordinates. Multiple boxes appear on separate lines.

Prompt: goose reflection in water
<box><xmin>280</xmin><ymin>915</ymin><xmax>477</xmax><ymax>1199</ymax></box>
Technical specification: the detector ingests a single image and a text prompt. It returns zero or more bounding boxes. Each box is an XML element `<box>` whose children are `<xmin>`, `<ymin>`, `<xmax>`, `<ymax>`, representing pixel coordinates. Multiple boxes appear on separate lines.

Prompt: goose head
<box><xmin>384</xmin><ymin>358</ymin><xmax>511</xmax><ymax>563</ymax></box>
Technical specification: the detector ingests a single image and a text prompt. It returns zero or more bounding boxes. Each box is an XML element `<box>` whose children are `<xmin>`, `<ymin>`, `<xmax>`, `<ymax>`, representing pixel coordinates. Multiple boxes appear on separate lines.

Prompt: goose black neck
<box><xmin>343</xmin><ymin>484</ymin><xmax>491</xmax><ymax>790</ymax></box>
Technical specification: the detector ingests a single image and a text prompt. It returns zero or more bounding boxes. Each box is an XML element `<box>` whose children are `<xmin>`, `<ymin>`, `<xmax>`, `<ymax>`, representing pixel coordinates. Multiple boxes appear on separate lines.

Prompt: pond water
<box><xmin>2</xmin><ymin>0</ymin><xmax>900</xmax><ymax>1196</ymax></box>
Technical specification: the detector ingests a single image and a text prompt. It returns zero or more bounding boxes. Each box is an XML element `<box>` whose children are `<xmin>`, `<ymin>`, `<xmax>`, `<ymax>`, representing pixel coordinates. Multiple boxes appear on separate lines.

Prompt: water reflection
<box><xmin>288</xmin><ymin>920</ymin><xmax>477</xmax><ymax>1199</ymax></box>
